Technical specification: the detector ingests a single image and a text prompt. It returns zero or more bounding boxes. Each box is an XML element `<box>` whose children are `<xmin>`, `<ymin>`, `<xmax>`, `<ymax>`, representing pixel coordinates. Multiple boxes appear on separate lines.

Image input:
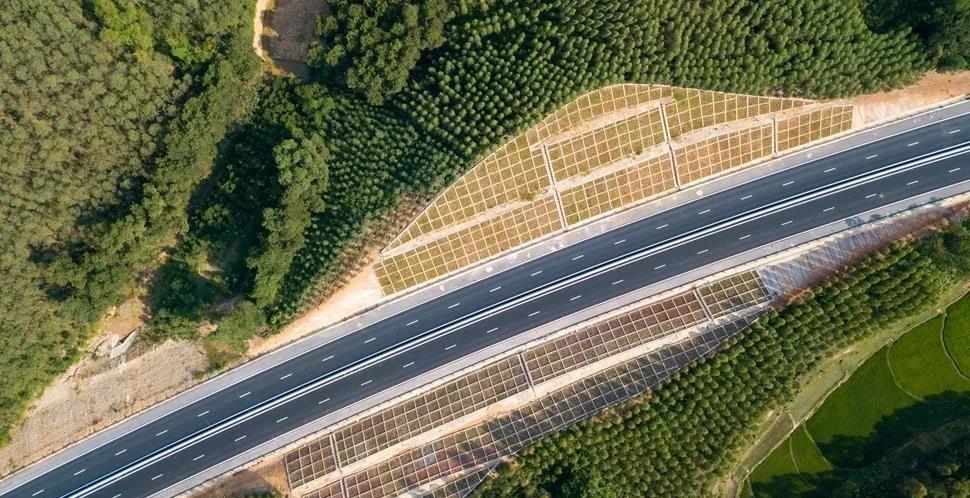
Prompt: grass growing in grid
<box><xmin>673</xmin><ymin>123</ymin><xmax>774</xmax><ymax>185</ymax></box>
<box><xmin>696</xmin><ymin>270</ymin><xmax>771</xmax><ymax>318</ymax></box>
<box><xmin>776</xmin><ymin>105</ymin><xmax>853</xmax><ymax>152</ymax></box>
<box><xmin>559</xmin><ymin>152</ymin><xmax>676</xmax><ymax>225</ymax></box>
<box><xmin>545</xmin><ymin>109</ymin><xmax>666</xmax><ymax>181</ymax></box>
<box><xmin>665</xmin><ymin>89</ymin><xmax>810</xmax><ymax>139</ymax></box>
<box><xmin>387</xmin><ymin>134</ymin><xmax>551</xmax><ymax>250</ymax></box>
<box><xmin>375</xmin><ymin>197</ymin><xmax>563</xmax><ymax>294</ymax></box>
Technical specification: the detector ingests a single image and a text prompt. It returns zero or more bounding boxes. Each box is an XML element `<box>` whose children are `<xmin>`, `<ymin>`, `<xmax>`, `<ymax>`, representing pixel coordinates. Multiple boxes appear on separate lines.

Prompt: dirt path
<box><xmin>253</xmin><ymin>0</ymin><xmax>274</xmax><ymax>63</ymax></box>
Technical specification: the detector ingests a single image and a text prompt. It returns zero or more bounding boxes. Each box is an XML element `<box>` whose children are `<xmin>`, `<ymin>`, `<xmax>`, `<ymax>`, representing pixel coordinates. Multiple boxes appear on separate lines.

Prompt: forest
<box><xmin>0</xmin><ymin>0</ymin><xmax>967</xmax><ymax>448</ymax></box>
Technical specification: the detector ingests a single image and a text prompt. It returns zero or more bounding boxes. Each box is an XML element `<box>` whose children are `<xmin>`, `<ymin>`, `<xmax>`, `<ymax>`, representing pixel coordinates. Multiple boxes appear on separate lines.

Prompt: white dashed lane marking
<box><xmin>698</xmin><ymin>209</ymin><xmax>710</xmax><ymax>215</ymax></box>
<box><xmin>192</xmin><ymin>454</ymin><xmax>205</xmax><ymax>462</ymax></box>
<box><xmin>406</xmin><ymin>320</ymin><xmax>418</xmax><ymax>326</ymax></box>
<box><xmin>950</xmin><ymin>168</ymin><xmax>962</xmax><ymax>173</ymax></box>
<box><xmin>612</xmin><ymin>279</ymin><xmax>624</xmax><ymax>285</ymax></box>
<box><xmin>824</xmin><ymin>167</ymin><xmax>836</xmax><ymax>173</ymax></box>
<box><xmin>448</xmin><ymin>302</ymin><xmax>460</xmax><ymax>309</ymax></box>
<box><xmin>151</xmin><ymin>474</ymin><xmax>163</xmax><ymax>481</ymax></box>
<box><xmin>782</xmin><ymin>181</ymin><xmax>794</xmax><ymax>186</ymax></box>
<box><xmin>73</xmin><ymin>469</ymin><xmax>85</xmax><ymax>477</ymax></box>
<box><xmin>528</xmin><ymin>311</ymin><xmax>541</xmax><ymax>317</ymax></box>
<box><xmin>486</xmin><ymin>327</ymin><xmax>498</xmax><ymax>334</ymax></box>
<box><xmin>656</xmin><ymin>224</ymin><xmax>668</xmax><ymax>229</ymax></box>
<box><xmin>570</xmin><ymin>295</ymin><xmax>582</xmax><ymax>301</ymax></box>
<box><xmin>280</xmin><ymin>373</ymin><xmax>292</xmax><ymax>380</ymax></box>
<box><xmin>907</xmin><ymin>180</ymin><xmax>919</xmax><ymax>186</ymax></box>
<box><xmin>781</xmin><ymin>220</ymin><xmax>793</xmax><ymax>226</ymax></box>
<box><xmin>572</xmin><ymin>255</ymin><xmax>584</xmax><ymax>261</ymax></box>
<box><xmin>654</xmin><ymin>264</ymin><xmax>667</xmax><ymax>270</ymax></box>
<box><xmin>360</xmin><ymin>380</ymin><xmax>372</xmax><ymax>386</ymax></box>
<box><xmin>234</xmin><ymin>435</ymin><xmax>247</xmax><ymax>442</ymax></box>
<box><xmin>239</xmin><ymin>391</ymin><xmax>251</xmax><ymax>398</ymax></box>
<box><xmin>866</xmin><ymin>193</ymin><xmax>878</xmax><ymax>199</ymax></box>
<box><xmin>318</xmin><ymin>398</ymin><xmax>331</xmax><ymax>404</ymax></box>
<box><xmin>114</xmin><ymin>449</ymin><xmax>127</xmax><ymax>456</ymax></box>
<box><xmin>950</xmin><ymin>129</ymin><xmax>962</xmax><ymax>134</ymax></box>
<box><xmin>614</xmin><ymin>239</ymin><xmax>626</xmax><ymax>245</ymax></box>
<box><xmin>197</xmin><ymin>411</ymin><xmax>209</xmax><ymax>418</ymax></box>
<box><xmin>696</xmin><ymin>249</ymin><xmax>709</xmax><ymax>254</ymax></box>
<box><xmin>363</xmin><ymin>337</ymin><xmax>375</xmax><ymax>344</ymax></box>
<box><xmin>445</xmin><ymin>344</ymin><xmax>456</xmax><ymax>351</ymax></box>
<box><xmin>738</xmin><ymin>234</ymin><xmax>751</xmax><ymax>240</ymax></box>
<box><xmin>276</xmin><ymin>417</ymin><xmax>288</xmax><ymax>423</ymax></box>
<box><xmin>489</xmin><ymin>286</ymin><xmax>502</xmax><ymax>292</ymax></box>
<box><xmin>402</xmin><ymin>362</ymin><xmax>415</xmax><ymax>368</ymax></box>
<box><xmin>908</xmin><ymin>142</ymin><xmax>920</xmax><ymax>147</ymax></box>
<box><xmin>822</xmin><ymin>206</ymin><xmax>835</xmax><ymax>212</ymax></box>
<box><xmin>741</xmin><ymin>194</ymin><xmax>752</xmax><ymax>200</ymax></box>
<box><xmin>866</xmin><ymin>154</ymin><xmax>878</xmax><ymax>160</ymax></box>
<box><xmin>156</xmin><ymin>430</ymin><xmax>168</xmax><ymax>437</ymax></box>
<box><xmin>530</xmin><ymin>270</ymin><xmax>543</xmax><ymax>276</ymax></box>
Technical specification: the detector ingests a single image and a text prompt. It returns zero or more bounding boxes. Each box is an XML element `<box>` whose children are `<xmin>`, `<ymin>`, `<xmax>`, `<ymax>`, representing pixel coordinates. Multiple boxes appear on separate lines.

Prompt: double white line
<box><xmin>63</xmin><ymin>141</ymin><xmax>970</xmax><ymax>498</ymax></box>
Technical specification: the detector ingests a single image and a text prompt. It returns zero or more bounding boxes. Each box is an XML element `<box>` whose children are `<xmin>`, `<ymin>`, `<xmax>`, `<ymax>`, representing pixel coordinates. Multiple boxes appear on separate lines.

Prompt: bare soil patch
<box><xmin>849</xmin><ymin>71</ymin><xmax>970</xmax><ymax>127</ymax></box>
<box><xmin>0</xmin><ymin>338</ymin><xmax>205</xmax><ymax>476</ymax></box>
<box><xmin>263</xmin><ymin>0</ymin><xmax>329</xmax><ymax>65</ymax></box>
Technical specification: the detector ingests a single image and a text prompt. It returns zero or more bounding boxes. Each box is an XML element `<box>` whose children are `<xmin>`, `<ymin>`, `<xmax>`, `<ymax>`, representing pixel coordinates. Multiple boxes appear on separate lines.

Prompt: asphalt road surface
<box><xmin>4</xmin><ymin>112</ymin><xmax>970</xmax><ymax>498</ymax></box>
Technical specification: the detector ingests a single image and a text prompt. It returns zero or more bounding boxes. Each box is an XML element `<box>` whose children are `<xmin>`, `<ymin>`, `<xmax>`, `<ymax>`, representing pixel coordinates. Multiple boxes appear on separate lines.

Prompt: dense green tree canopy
<box><xmin>865</xmin><ymin>0</ymin><xmax>970</xmax><ymax>71</ymax></box>
<box><xmin>0</xmin><ymin>0</ymin><xmax>258</xmax><ymax>444</ymax></box>
<box><xmin>310</xmin><ymin>0</ymin><xmax>457</xmax><ymax>104</ymax></box>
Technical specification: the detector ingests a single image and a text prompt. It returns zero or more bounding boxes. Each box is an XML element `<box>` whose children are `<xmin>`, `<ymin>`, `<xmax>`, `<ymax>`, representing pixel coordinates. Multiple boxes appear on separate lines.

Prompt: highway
<box><xmin>3</xmin><ymin>110</ymin><xmax>970</xmax><ymax>498</ymax></box>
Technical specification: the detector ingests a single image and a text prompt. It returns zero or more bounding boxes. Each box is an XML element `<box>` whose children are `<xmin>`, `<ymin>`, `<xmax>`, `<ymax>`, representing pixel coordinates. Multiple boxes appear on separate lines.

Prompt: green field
<box><xmin>806</xmin><ymin>347</ymin><xmax>918</xmax><ymax>468</ymax></box>
<box><xmin>890</xmin><ymin>316</ymin><xmax>969</xmax><ymax>396</ymax></box>
<box><xmin>750</xmin><ymin>426</ymin><xmax>833</xmax><ymax>497</ymax></box>
<box><xmin>749</xmin><ymin>295</ymin><xmax>970</xmax><ymax>497</ymax></box>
